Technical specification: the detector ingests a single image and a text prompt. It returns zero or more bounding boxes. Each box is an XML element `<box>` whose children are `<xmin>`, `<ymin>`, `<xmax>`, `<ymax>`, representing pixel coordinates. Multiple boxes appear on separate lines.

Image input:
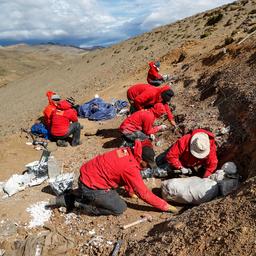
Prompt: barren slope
<box><xmin>0</xmin><ymin>0</ymin><xmax>256</xmax><ymax>137</ymax></box>
<box><xmin>0</xmin><ymin>43</ymin><xmax>86</xmax><ymax>88</ymax></box>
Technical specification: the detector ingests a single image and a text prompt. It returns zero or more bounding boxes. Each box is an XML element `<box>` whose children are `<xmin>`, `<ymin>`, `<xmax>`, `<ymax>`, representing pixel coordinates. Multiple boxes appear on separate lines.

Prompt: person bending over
<box><xmin>156</xmin><ymin>129</ymin><xmax>218</xmax><ymax>178</ymax></box>
<box><xmin>131</xmin><ymin>84</ymin><xmax>176</xmax><ymax>127</ymax></box>
<box><xmin>119</xmin><ymin>103</ymin><xmax>168</xmax><ymax>143</ymax></box>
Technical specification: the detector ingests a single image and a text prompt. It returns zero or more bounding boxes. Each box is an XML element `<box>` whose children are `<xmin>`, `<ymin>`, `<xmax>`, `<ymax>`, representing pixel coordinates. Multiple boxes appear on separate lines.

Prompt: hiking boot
<box><xmin>47</xmin><ymin>194</ymin><xmax>76</xmax><ymax>211</ymax></box>
<box><xmin>140</xmin><ymin>168</ymin><xmax>154</xmax><ymax>179</ymax></box>
<box><xmin>56</xmin><ymin>140</ymin><xmax>68</xmax><ymax>147</ymax></box>
<box><xmin>153</xmin><ymin>167</ymin><xmax>168</xmax><ymax>178</ymax></box>
<box><xmin>46</xmin><ymin>195</ymin><xmax>66</xmax><ymax>208</ymax></box>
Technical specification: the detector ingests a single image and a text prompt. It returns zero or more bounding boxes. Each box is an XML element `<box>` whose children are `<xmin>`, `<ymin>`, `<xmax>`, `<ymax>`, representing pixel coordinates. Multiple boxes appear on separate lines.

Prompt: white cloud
<box><xmin>0</xmin><ymin>0</ymin><xmax>234</xmax><ymax>45</ymax></box>
<box><xmin>0</xmin><ymin>0</ymin><xmax>117</xmax><ymax>40</ymax></box>
<box><xmin>139</xmin><ymin>0</ymin><xmax>234</xmax><ymax>30</ymax></box>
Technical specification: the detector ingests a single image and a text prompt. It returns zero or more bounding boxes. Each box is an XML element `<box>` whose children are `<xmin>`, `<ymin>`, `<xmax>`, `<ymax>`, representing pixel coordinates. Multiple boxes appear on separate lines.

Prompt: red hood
<box><xmin>46</xmin><ymin>91</ymin><xmax>56</xmax><ymax>105</ymax></box>
<box><xmin>57</xmin><ymin>100</ymin><xmax>72</xmax><ymax>110</ymax></box>
<box><xmin>160</xmin><ymin>85</ymin><xmax>171</xmax><ymax>93</ymax></box>
<box><xmin>150</xmin><ymin>103</ymin><xmax>166</xmax><ymax>118</ymax></box>
<box><xmin>191</xmin><ymin>129</ymin><xmax>215</xmax><ymax>140</ymax></box>
<box><xmin>132</xmin><ymin>139</ymin><xmax>153</xmax><ymax>164</ymax></box>
<box><xmin>148</xmin><ymin>61</ymin><xmax>155</xmax><ymax>69</ymax></box>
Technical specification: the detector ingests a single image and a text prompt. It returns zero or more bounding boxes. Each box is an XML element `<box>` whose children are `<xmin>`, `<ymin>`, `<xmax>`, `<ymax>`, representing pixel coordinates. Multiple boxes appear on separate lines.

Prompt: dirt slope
<box><xmin>0</xmin><ymin>0</ymin><xmax>256</xmax><ymax>255</ymax></box>
<box><xmin>127</xmin><ymin>178</ymin><xmax>256</xmax><ymax>256</ymax></box>
<box><xmin>0</xmin><ymin>0</ymin><xmax>256</xmax><ymax>137</ymax></box>
<box><xmin>0</xmin><ymin>44</ymin><xmax>86</xmax><ymax>88</ymax></box>
<box><xmin>127</xmin><ymin>37</ymin><xmax>256</xmax><ymax>255</ymax></box>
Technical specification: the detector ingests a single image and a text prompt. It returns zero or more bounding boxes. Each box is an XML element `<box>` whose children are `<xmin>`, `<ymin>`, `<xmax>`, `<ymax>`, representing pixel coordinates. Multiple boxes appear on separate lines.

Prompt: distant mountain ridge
<box><xmin>43</xmin><ymin>42</ymin><xmax>105</xmax><ymax>51</ymax></box>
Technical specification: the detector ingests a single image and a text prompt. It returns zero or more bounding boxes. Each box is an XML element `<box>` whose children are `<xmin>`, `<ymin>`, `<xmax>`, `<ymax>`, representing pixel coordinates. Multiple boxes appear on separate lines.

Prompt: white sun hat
<box><xmin>190</xmin><ymin>132</ymin><xmax>210</xmax><ymax>159</ymax></box>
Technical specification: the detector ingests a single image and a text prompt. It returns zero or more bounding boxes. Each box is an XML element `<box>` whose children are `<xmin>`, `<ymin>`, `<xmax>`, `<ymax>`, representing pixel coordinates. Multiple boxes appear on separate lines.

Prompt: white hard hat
<box><xmin>221</xmin><ymin>162</ymin><xmax>237</xmax><ymax>174</ymax></box>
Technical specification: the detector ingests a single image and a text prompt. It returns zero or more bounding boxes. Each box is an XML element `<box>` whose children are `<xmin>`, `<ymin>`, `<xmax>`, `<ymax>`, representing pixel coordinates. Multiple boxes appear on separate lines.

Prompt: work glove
<box><xmin>162</xmin><ymin>74</ymin><xmax>170</xmax><ymax>82</ymax></box>
<box><xmin>180</xmin><ymin>167</ymin><xmax>192</xmax><ymax>175</ymax></box>
<box><xmin>167</xmin><ymin>204</ymin><xmax>178</xmax><ymax>213</ymax></box>
<box><xmin>170</xmin><ymin>119</ymin><xmax>177</xmax><ymax>127</ymax></box>
<box><xmin>130</xmin><ymin>194</ymin><xmax>138</xmax><ymax>199</ymax></box>
<box><xmin>149</xmin><ymin>134</ymin><xmax>156</xmax><ymax>141</ymax></box>
<box><xmin>159</xmin><ymin>124</ymin><xmax>168</xmax><ymax>131</ymax></box>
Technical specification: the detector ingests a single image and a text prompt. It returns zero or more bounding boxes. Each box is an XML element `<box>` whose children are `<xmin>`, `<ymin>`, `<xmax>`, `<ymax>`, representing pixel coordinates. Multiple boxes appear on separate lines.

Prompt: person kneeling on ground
<box><xmin>156</xmin><ymin>129</ymin><xmax>218</xmax><ymax>178</ymax></box>
<box><xmin>127</xmin><ymin>83</ymin><xmax>177</xmax><ymax>127</ymax></box>
<box><xmin>147</xmin><ymin>61</ymin><xmax>168</xmax><ymax>86</ymax></box>
<box><xmin>127</xmin><ymin>83</ymin><xmax>152</xmax><ymax>113</ymax></box>
<box><xmin>119</xmin><ymin>103</ymin><xmax>168</xmax><ymax>143</ymax></box>
<box><xmin>134</xmin><ymin>86</ymin><xmax>176</xmax><ymax>127</ymax></box>
<box><xmin>74</xmin><ymin>140</ymin><xmax>177</xmax><ymax>216</ymax></box>
<box><xmin>51</xmin><ymin>100</ymin><xmax>82</xmax><ymax>147</ymax></box>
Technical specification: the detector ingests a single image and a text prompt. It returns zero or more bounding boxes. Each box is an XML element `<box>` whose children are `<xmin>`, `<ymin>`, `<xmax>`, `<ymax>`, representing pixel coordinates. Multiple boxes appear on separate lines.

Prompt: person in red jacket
<box><xmin>157</xmin><ymin>129</ymin><xmax>218</xmax><ymax>178</ymax></box>
<box><xmin>130</xmin><ymin>84</ymin><xmax>176</xmax><ymax>127</ymax></box>
<box><xmin>119</xmin><ymin>103</ymin><xmax>168</xmax><ymax>142</ymax></box>
<box><xmin>43</xmin><ymin>91</ymin><xmax>61</xmax><ymax>129</ymax></box>
<box><xmin>77</xmin><ymin>140</ymin><xmax>177</xmax><ymax>215</ymax></box>
<box><xmin>127</xmin><ymin>83</ymin><xmax>152</xmax><ymax>113</ymax></box>
<box><xmin>51</xmin><ymin>100</ymin><xmax>82</xmax><ymax>147</ymax></box>
<box><xmin>147</xmin><ymin>61</ymin><xmax>166</xmax><ymax>86</ymax></box>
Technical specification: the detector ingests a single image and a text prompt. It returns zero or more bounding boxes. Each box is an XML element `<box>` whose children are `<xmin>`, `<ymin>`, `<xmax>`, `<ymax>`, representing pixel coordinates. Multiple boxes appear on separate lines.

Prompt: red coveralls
<box><xmin>80</xmin><ymin>142</ymin><xmax>169</xmax><ymax>211</ymax></box>
<box><xmin>165</xmin><ymin>129</ymin><xmax>218</xmax><ymax>177</ymax></box>
<box><xmin>147</xmin><ymin>61</ymin><xmax>164</xmax><ymax>84</ymax></box>
<box><xmin>120</xmin><ymin>103</ymin><xmax>166</xmax><ymax>135</ymax></box>
<box><xmin>51</xmin><ymin>100</ymin><xmax>78</xmax><ymax>136</ymax></box>
<box><xmin>132</xmin><ymin>85</ymin><xmax>174</xmax><ymax>121</ymax></box>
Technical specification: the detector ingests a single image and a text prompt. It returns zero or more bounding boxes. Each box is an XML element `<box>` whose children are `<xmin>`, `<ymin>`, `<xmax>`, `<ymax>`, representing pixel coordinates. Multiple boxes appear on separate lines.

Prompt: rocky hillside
<box><xmin>127</xmin><ymin>35</ymin><xmax>256</xmax><ymax>256</ymax></box>
<box><xmin>1</xmin><ymin>0</ymin><xmax>256</xmax><ymax>137</ymax></box>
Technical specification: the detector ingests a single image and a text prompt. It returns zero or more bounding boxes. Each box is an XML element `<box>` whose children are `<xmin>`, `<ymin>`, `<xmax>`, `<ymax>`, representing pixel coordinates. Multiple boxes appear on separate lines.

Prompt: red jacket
<box><xmin>43</xmin><ymin>91</ymin><xmax>57</xmax><ymax>128</ymax></box>
<box><xmin>79</xmin><ymin>141</ymin><xmax>169</xmax><ymax>211</ymax></box>
<box><xmin>147</xmin><ymin>61</ymin><xmax>163</xmax><ymax>84</ymax></box>
<box><xmin>133</xmin><ymin>85</ymin><xmax>174</xmax><ymax>121</ymax></box>
<box><xmin>127</xmin><ymin>83</ymin><xmax>152</xmax><ymax>102</ymax></box>
<box><xmin>120</xmin><ymin>103</ymin><xmax>166</xmax><ymax>135</ymax></box>
<box><xmin>51</xmin><ymin>100</ymin><xmax>78</xmax><ymax>136</ymax></box>
<box><xmin>166</xmin><ymin>129</ymin><xmax>218</xmax><ymax>178</ymax></box>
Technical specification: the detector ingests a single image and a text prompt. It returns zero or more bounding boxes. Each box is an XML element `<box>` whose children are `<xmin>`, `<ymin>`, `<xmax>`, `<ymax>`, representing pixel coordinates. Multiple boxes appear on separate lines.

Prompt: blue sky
<box><xmin>0</xmin><ymin>0</ymin><xmax>234</xmax><ymax>47</ymax></box>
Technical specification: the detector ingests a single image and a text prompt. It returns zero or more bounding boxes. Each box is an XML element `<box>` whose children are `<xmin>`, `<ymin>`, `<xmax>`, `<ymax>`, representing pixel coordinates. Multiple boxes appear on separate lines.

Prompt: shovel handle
<box><xmin>122</xmin><ymin>217</ymin><xmax>147</xmax><ymax>229</ymax></box>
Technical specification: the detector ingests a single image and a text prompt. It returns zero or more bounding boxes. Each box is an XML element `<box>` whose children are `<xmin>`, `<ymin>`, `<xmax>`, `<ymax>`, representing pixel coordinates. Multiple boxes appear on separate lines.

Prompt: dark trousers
<box><xmin>78</xmin><ymin>181</ymin><xmax>127</xmax><ymax>216</ymax></box>
<box><xmin>123</xmin><ymin>131</ymin><xmax>148</xmax><ymax>142</ymax></box>
<box><xmin>156</xmin><ymin>147</ymin><xmax>175</xmax><ymax>172</ymax></box>
<box><xmin>148</xmin><ymin>79</ymin><xmax>163</xmax><ymax>87</ymax></box>
<box><xmin>56</xmin><ymin>122</ymin><xmax>81</xmax><ymax>146</ymax></box>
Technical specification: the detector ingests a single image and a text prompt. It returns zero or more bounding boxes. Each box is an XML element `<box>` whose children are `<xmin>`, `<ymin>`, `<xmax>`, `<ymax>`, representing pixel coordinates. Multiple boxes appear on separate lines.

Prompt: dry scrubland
<box><xmin>0</xmin><ymin>0</ymin><xmax>256</xmax><ymax>255</ymax></box>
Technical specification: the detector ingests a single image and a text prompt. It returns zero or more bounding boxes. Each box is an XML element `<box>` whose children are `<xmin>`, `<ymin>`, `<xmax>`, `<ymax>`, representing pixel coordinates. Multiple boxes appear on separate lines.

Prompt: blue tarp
<box><xmin>78</xmin><ymin>97</ymin><xmax>128</xmax><ymax>121</ymax></box>
<box><xmin>31</xmin><ymin>123</ymin><xmax>50</xmax><ymax>139</ymax></box>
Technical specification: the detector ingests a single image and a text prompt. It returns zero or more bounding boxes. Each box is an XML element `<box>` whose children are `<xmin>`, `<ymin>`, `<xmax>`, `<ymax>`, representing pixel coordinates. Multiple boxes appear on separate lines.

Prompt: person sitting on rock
<box><xmin>156</xmin><ymin>129</ymin><xmax>218</xmax><ymax>178</ymax></box>
<box><xmin>50</xmin><ymin>99</ymin><xmax>82</xmax><ymax>147</ymax></box>
<box><xmin>119</xmin><ymin>103</ymin><xmax>168</xmax><ymax>143</ymax></box>
<box><xmin>147</xmin><ymin>61</ymin><xmax>169</xmax><ymax>86</ymax></box>
<box><xmin>43</xmin><ymin>91</ymin><xmax>61</xmax><ymax>129</ymax></box>
<box><xmin>72</xmin><ymin>140</ymin><xmax>177</xmax><ymax>215</ymax></box>
<box><xmin>127</xmin><ymin>83</ymin><xmax>176</xmax><ymax>127</ymax></box>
